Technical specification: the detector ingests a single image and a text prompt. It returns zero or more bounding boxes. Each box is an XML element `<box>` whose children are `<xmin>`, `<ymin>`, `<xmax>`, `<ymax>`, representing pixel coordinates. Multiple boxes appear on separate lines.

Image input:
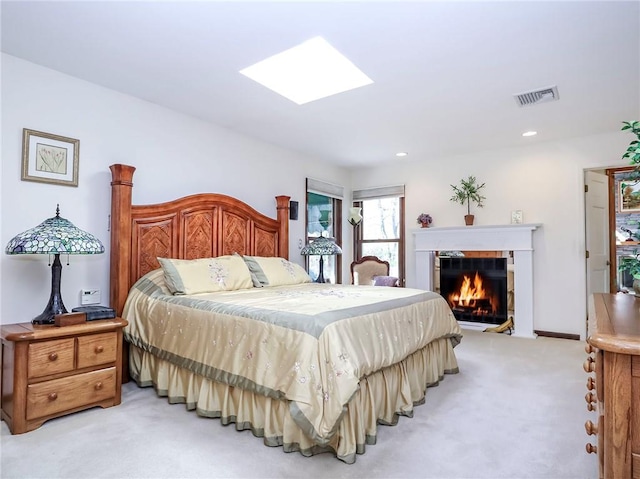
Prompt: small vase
<box><xmin>464</xmin><ymin>214</ymin><xmax>475</xmax><ymax>226</ymax></box>
<box><xmin>420</xmin><ymin>223</ymin><xmax>429</xmax><ymax>228</ymax></box>
<box><xmin>633</xmin><ymin>279</ymin><xmax>640</xmax><ymax>295</ymax></box>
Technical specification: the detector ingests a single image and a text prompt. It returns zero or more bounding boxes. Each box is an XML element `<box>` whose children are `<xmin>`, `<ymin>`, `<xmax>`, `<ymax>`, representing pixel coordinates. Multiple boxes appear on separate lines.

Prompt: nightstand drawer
<box><xmin>77</xmin><ymin>332</ymin><xmax>117</xmax><ymax>369</ymax></box>
<box><xmin>26</xmin><ymin>367</ymin><xmax>116</xmax><ymax>420</ymax></box>
<box><xmin>28</xmin><ymin>338</ymin><xmax>75</xmax><ymax>378</ymax></box>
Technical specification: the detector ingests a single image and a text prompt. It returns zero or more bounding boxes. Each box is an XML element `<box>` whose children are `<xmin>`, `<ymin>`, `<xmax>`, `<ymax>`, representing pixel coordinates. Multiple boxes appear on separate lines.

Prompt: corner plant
<box><xmin>450</xmin><ymin>175</ymin><xmax>486</xmax><ymax>215</ymax></box>
<box><xmin>622</xmin><ymin>121</ymin><xmax>640</xmax><ymax>166</ymax></box>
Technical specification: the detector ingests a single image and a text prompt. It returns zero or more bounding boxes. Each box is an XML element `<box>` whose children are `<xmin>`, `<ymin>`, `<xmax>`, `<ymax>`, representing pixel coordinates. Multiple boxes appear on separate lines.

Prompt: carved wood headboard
<box><xmin>109</xmin><ymin>164</ymin><xmax>290</xmax><ymax>316</ymax></box>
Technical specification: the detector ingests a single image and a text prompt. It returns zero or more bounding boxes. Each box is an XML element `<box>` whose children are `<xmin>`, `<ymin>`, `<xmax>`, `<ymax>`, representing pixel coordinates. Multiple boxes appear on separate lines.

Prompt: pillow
<box><xmin>373</xmin><ymin>275</ymin><xmax>399</xmax><ymax>287</ymax></box>
<box><xmin>240</xmin><ymin>255</ymin><xmax>312</xmax><ymax>287</ymax></box>
<box><xmin>157</xmin><ymin>255</ymin><xmax>253</xmax><ymax>295</ymax></box>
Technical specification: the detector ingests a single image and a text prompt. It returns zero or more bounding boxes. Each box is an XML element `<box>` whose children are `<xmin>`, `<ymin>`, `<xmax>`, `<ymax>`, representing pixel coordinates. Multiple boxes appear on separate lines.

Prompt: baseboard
<box><xmin>534</xmin><ymin>330</ymin><xmax>580</xmax><ymax>340</ymax></box>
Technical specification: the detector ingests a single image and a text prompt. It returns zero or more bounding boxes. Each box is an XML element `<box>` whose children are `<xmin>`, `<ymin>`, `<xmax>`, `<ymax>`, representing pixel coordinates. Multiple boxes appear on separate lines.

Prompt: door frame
<box><xmin>605</xmin><ymin>165</ymin><xmax>636</xmax><ymax>292</ymax></box>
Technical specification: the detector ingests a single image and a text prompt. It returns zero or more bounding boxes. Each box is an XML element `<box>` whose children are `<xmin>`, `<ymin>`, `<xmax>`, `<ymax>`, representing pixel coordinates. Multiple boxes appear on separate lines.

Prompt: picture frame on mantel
<box><xmin>618</xmin><ymin>179</ymin><xmax>640</xmax><ymax>213</ymax></box>
<box><xmin>21</xmin><ymin>128</ymin><xmax>79</xmax><ymax>187</ymax></box>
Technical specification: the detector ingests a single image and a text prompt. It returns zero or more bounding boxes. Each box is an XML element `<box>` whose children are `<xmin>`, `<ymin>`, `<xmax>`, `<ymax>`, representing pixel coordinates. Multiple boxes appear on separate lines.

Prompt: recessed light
<box><xmin>396</xmin><ymin>152</ymin><xmax>408</xmax><ymax>157</ymax></box>
<box><xmin>239</xmin><ymin>36</ymin><xmax>373</xmax><ymax>105</ymax></box>
<box><xmin>522</xmin><ymin>131</ymin><xmax>538</xmax><ymax>137</ymax></box>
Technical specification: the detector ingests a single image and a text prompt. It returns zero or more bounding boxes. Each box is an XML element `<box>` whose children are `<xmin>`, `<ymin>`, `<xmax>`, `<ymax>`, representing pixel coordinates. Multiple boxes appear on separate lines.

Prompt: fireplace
<box><xmin>413</xmin><ymin>224</ymin><xmax>541</xmax><ymax>338</ymax></box>
<box><xmin>439</xmin><ymin>257</ymin><xmax>507</xmax><ymax>325</ymax></box>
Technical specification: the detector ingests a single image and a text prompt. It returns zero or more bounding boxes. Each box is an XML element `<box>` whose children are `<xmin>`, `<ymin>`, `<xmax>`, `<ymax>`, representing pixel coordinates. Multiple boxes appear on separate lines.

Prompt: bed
<box><xmin>109</xmin><ymin>163</ymin><xmax>463</xmax><ymax>463</ymax></box>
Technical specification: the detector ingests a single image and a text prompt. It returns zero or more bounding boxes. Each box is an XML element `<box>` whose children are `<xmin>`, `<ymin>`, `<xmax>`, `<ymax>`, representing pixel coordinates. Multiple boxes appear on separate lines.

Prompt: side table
<box><xmin>1</xmin><ymin>317</ymin><xmax>128</xmax><ymax>434</ymax></box>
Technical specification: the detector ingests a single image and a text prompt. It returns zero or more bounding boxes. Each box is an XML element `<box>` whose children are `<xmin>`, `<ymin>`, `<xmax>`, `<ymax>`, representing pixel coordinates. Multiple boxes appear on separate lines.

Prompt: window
<box><xmin>306</xmin><ymin>179</ymin><xmax>343</xmax><ymax>283</ymax></box>
<box><xmin>353</xmin><ymin>186</ymin><xmax>405</xmax><ymax>285</ymax></box>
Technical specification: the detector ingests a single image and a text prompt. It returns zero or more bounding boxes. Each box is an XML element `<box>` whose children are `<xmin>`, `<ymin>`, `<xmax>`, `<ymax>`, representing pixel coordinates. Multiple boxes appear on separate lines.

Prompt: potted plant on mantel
<box><xmin>450</xmin><ymin>175</ymin><xmax>486</xmax><ymax>226</ymax></box>
<box><xmin>617</xmin><ymin>120</ymin><xmax>640</xmax><ymax>291</ymax></box>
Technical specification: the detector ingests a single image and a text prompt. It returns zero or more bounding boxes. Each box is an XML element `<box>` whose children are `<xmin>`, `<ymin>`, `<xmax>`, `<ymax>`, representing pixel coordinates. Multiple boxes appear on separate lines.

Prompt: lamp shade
<box><xmin>300</xmin><ymin>236</ymin><xmax>343</xmax><ymax>256</ymax></box>
<box><xmin>348</xmin><ymin>207</ymin><xmax>362</xmax><ymax>226</ymax></box>
<box><xmin>5</xmin><ymin>206</ymin><xmax>104</xmax><ymax>255</ymax></box>
<box><xmin>5</xmin><ymin>205</ymin><xmax>104</xmax><ymax>324</ymax></box>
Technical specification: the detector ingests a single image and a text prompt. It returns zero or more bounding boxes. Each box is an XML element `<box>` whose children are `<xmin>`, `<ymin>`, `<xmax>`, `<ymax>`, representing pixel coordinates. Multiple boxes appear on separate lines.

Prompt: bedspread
<box><xmin>123</xmin><ymin>269</ymin><xmax>462</xmax><ymax>445</ymax></box>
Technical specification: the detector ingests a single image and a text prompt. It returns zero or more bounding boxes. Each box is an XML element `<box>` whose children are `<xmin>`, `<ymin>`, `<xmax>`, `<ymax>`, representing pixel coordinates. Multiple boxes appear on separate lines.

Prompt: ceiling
<box><xmin>2</xmin><ymin>1</ymin><xmax>639</xmax><ymax>169</ymax></box>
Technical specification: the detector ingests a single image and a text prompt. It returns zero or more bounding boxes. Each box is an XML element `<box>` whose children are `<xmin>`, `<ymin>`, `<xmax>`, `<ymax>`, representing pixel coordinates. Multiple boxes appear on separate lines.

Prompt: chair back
<box><xmin>350</xmin><ymin>256</ymin><xmax>391</xmax><ymax>285</ymax></box>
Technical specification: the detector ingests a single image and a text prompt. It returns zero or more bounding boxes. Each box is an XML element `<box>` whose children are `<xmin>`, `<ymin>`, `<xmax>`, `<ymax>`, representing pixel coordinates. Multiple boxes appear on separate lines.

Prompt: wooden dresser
<box><xmin>1</xmin><ymin>318</ymin><xmax>127</xmax><ymax>434</ymax></box>
<box><xmin>586</xmin><ymin>293</ymin><xmax>640</xmax><ymax>479</ymax></box>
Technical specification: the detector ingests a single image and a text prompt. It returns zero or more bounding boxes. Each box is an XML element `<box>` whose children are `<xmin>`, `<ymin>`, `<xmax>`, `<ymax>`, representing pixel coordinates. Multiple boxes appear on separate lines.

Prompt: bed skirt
<box><xmin>129</xmin><ymin>337</ymin><xmax>459</xmax><ymax>464</ymax></box>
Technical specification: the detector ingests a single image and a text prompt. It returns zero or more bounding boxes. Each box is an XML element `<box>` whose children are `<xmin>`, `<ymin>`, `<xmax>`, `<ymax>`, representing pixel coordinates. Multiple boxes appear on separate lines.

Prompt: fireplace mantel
<box><xmin>414</xmin><ymin>224</ymin><xmax>541</xmax><ymax>338</ymax></box>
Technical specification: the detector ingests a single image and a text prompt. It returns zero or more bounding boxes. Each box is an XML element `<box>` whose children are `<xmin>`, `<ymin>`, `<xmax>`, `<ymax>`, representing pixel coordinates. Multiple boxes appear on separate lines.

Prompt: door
<box><xmin>585</xmin><ymin>170</ymin><xmax>610</xmax><ymax>296</ymax></box>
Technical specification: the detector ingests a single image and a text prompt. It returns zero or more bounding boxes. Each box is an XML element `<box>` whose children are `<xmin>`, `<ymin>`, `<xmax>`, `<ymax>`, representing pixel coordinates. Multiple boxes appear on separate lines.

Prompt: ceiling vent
<box><xmin>514</xmin><ymin>86</ymin><xmax>559</xmax><ymax>107</ymax></box>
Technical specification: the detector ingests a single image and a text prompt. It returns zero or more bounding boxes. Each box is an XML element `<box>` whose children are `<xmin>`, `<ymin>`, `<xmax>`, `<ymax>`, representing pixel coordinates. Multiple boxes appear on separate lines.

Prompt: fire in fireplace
<box><xmin>440</xmin><ymin>256</ymin><xmax>508</xmax><ymax>325</ymax></box>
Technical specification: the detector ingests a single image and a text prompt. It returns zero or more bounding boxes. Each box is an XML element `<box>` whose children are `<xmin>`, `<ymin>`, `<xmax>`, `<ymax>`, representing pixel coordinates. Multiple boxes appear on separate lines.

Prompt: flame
<box><xmin>448</xmin><ymin>272</ymin><xmax>498</xmax><ymax>314</ymax></box>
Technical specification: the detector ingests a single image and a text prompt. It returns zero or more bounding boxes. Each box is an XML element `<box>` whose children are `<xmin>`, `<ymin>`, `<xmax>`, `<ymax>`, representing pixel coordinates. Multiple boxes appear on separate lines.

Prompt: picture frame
<box><xmin>21</xmin><ymin>129</ymin><xmax>79</xmax><ymax>187</ymax></box>
<box><xmin>618</xmin><ymin>179</ymin><xmax>640</xmax><ymax>213</ymax></box>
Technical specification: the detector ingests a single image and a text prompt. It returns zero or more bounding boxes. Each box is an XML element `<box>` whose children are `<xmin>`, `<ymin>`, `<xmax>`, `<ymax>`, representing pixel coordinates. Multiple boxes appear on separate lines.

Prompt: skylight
<box><xmin>239</xmin><ymin>36</ymin><xmax>373</xmax><ymax>105</ymax></box>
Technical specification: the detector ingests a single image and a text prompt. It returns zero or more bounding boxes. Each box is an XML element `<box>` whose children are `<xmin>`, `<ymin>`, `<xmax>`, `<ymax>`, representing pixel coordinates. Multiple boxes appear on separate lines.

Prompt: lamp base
<box><xmin>32</xmin><ymin>311</ymin><xmax>58</xmax><ymax>325</ymax></box>
<box><xmin>315</xmin><ymin>255</ymin><xmax>326</xmax><ymax>283</ymax></box>
<box><xmin>32</xmin><ymin>254</ymin><xmax>68</xmax><ymax>325</ymax></box>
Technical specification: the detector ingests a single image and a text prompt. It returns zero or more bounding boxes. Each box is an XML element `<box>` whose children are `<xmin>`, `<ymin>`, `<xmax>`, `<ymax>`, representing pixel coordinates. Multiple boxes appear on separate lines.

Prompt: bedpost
<box><xmin>275</xmin><ymin>196</ymin><xmax>290</xmax><ymax>260</ymax></box>
<box><xmin>110</xmin><ymin>164</ymin><xmax>136</xmax><ymax>317</ymax></box>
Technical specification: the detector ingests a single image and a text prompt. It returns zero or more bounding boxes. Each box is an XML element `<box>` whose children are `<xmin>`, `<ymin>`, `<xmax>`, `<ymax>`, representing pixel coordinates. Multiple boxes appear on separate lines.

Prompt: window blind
<box><xmin>306</xmin><ymin>178</ymin><xmax>344</xmax><ymax>200</ymax></box>
<box><xmin>352</xmin><ymin>185</ymin><xmax>405</xmax><ymax>200</ymax></box>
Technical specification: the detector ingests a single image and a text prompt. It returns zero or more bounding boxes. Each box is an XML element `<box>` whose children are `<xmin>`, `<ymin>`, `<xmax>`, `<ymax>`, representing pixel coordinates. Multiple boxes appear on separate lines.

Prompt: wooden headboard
<box><xmin>109</xmin><ymin>164</ymin><xmax>290</xmax><ymax>316</ymax></box>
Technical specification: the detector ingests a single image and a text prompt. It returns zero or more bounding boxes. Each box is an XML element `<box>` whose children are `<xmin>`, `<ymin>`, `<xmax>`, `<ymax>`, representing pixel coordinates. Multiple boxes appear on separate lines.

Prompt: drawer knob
<box><xmin>586</xmin><ymin>443</ymin><xmax>597</xmax><ymax>454</ymax></box>
<box><xmin>587</xmin><ymin>402</ymin><xmax>597</xmax><ymax>412</ymax></box>
<box><xmin>94</xmin><ymin>345</ymin><xmax>104</xmax><ymax>354</ymax></box>
<box><xmin>48</xmin><ymin>392</ymin><xmax>58</xmax><ymax>401</ymax></box>
<box><xmin>585</xmin><ymin>392</ymin><xmax>596</xmax><ymax>404</ymax></box>
<box><xmin>586</xmin><ymin>377</ymin><xmax>595</xmax><ymax>391</ymax></box>
<box><xmin>583</xmin><ymin>357</ymin><xmax>595</xmax><ymax>373</ymax></box>
<box><xmin>48</xmin><ymin>352</ymin><xmax>58</xmax><ymax>361</ymax></box>
<box><xmin>585</xmin><ymin>420</ymin><xmax>598</xmax><ymax>435</ymax></box>
<box><xmin>585</xmin><ymin>343</ymin><xmax>594</xmax><ymax>354</ymax></box>
<box><xmin>94</xmin><ymin>382</ymin><xmax>103</xmax><ymax>391</ymax></box>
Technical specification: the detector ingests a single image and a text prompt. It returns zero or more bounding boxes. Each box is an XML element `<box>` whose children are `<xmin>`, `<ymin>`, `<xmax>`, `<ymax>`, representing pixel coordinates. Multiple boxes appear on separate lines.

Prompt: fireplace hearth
<box><xmin>440</xmin><ymin>257</ymin><xmax>507</xmax><ymax>325</ymax></box>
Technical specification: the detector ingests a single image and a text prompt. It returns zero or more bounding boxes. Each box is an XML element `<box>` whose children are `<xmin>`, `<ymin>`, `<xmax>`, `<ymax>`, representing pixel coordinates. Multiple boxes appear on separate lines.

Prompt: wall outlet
<box><xmin>81</xmin><ymin>289</ymin><xmax>101</xmax><ymax>305</ymax></box>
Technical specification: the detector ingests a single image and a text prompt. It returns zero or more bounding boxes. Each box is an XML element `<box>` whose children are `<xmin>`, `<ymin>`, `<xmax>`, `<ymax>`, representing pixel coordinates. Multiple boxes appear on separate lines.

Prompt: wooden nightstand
<box><xmin>1</xmin><ymin>317</ymin><xmax>128</xmax><ymax>434</ymax></box>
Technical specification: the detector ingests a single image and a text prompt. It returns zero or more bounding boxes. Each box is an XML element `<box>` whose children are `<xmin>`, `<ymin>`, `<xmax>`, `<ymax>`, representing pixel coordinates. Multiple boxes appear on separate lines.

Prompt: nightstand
<box><xmin>1</xmin><ymin>317</ymin><xmax>128</xmax><ymax>434</ymax></box>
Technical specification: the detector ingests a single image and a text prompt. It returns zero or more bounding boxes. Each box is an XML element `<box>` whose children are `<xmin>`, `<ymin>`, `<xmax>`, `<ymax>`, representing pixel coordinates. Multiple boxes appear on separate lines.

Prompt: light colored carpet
<box><xmin>0</xmin><ymin>329</ymin><xmax>598</xmax><ymax>479</ymax></box>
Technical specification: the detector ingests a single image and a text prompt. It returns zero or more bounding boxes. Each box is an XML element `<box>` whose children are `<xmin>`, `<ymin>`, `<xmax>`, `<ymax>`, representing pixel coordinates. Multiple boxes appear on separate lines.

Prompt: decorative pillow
<box><xmin>157</xmin><ymin>255</ymin><xmax>253</xmax><ymax>295</ymax></box>
<box><xmin>373</xmin><ymin>275</ymin><xmax>400</xmax><ymax>287</ymax></box>
<box><xmin>240</xmin><ymin>255</ymin><xmax>312</xmax><ymax>287</ymax></box>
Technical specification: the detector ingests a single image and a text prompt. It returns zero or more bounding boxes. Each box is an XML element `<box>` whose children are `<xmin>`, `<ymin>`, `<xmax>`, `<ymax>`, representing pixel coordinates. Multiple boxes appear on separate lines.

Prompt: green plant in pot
<box><xmin>622</xmin><ymin>120</ymin><xmax>640</xmax><ymax>166</ymax></box>
<box><xmin>450</xmin><ymin>175</ymin><xmax>486</xmax><ymax>225</ymax></box>
<box><xmin>619</xmin><ymin>252</ymin><xmax>640</xmax><ymax>294</ymax></box>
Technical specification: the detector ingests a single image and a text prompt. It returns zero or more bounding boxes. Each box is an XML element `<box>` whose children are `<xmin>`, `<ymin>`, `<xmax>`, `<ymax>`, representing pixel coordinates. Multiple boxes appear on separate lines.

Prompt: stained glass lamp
<box><xmin>5</xmin><ymin>205</ymin><xmax>105</xmax><ymax>324</ymax></box>
<box><xmin>300</xmin><ymin>236</ymin><xmax>342</xmax><ymax>283</ymax></box>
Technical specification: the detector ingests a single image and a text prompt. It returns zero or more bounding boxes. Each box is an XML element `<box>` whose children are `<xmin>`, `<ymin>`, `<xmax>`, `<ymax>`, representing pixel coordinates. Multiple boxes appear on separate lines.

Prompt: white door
<box><xmin>585</xmin><ymin>170</ymin><xmax>610</xmax><ymax>296</ymax></box>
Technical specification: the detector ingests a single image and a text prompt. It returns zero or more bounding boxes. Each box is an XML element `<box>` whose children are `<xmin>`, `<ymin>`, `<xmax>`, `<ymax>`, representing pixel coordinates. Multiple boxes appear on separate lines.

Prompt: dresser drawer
<box><xmin>26</xmin><ymin>367</ymin><xmax>116</xmax><ymax>420</ymax></box>
<box><xmin>77</xmin><ymin>332</ymin><xmax>117</xmax><ymax>369</ymax></box>
<box><xmin>28</xmin><ymin>338</ymin><xmax>75</xmax><ymax>379</ymax></box>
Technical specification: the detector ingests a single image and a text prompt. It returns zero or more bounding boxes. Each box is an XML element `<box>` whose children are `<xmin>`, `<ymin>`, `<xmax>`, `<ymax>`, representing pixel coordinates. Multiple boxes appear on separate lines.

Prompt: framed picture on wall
<box><xmin>618</xmin><ymin>179</ymin><xmax>640</xmax><ymax>213</ymax></box>
<box><xmin>21</xmin><ymin>128</ymin><xmax>79</xmax><ymax>187</ymax></box>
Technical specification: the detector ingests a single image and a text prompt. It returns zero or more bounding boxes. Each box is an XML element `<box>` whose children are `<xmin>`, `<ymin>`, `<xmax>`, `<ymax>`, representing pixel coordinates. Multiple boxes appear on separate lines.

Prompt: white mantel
<box><xmin>414</xmin><ymin>224</ymin><xmax>541</xmax><ymax>339</ymax></box>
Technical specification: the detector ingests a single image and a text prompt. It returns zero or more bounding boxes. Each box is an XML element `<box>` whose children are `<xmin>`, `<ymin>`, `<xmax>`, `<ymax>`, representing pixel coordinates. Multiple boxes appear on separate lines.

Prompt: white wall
<box><xmin>351</xmin><ymin>132</ymin><xmax>631</xmax><ymax>338</ymax></box>
<box><xmin>2</xmin><ymin>53</ymin><xmax>634</xmax><ymax>339</ymax></box>
<box><xmin>0</xmin><ymin>54</ymin><xmax>351</xmax><ymax>324</ymax></box>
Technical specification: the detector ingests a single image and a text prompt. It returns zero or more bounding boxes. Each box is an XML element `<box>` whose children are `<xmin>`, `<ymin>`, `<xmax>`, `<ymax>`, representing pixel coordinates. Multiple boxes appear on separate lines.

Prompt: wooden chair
<box><xmin>350</xmin><ymin>256</ymin><xmax>399</xmax><ymax>286</ymax></box>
